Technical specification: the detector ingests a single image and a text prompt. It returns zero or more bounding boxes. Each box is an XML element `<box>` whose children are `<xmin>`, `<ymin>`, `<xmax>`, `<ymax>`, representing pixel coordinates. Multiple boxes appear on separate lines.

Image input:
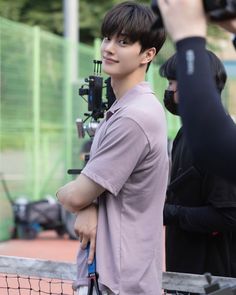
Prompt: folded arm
<box><xmin>56</xmin><ymin>174</ymin><xmax>104</xmax><ymax>263</ymax></box>
<box><xmin>56</xmin><ymin>173</ymin><xmax>105</xmax><ymax>213</ymax></box>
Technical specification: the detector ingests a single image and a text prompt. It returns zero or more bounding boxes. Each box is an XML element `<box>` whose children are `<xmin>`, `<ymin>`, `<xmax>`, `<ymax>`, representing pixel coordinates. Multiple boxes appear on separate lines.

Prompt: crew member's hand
<box><xmin>163</xmin><ymin>203</ymin><xmax>181</xmax><ymax>225</ymax></box>
<box><xmin>158</xmin><ymin>0</ymin><xmax>207</xmax><ymax>42</ymax></box>
<box><xmin>74</xmin><ymin>203</ymin><xmax>98</xmax><ymax>264</ymax></box>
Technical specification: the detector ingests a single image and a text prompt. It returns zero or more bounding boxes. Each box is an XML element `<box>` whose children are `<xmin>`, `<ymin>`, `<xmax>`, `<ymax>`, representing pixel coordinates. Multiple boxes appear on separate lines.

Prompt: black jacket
<box><xmin>165</xmin><ymin>127</ymin><xmax>236</xmax><ymax>277</ymax></box>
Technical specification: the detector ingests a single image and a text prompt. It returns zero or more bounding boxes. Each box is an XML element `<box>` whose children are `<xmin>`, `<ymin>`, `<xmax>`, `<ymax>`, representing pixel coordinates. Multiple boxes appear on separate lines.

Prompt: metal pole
<box><xmin>33</xmin><ymin>26</ymin><xmax>41</xmax><ymax>201</ymax></box>
<box><xmin>63</xmin><ymin>0</ymin><xmax>79</xmax><ymax>181</ymax></box>
<box><xmin>63</xmin><ymin>0</ymin><xmax>79</xmax><ymax>82</ymax></box>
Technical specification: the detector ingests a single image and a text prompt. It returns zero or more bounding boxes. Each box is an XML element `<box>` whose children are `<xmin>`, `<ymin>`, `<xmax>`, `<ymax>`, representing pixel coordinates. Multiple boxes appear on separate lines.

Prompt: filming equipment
<box><xmin>76</xmin><ymin>60</ymin><xmax>116</xmax><ymax>139</ymax></box>
<box><xmin>67</xmin><ymin>60</ymin><xmax>115</xmax><ymax>176</ymax></box>
<box><xmin>151</xmin><ymin>0</ymin><xmax>236</xmax><ymax>30</ymax></box>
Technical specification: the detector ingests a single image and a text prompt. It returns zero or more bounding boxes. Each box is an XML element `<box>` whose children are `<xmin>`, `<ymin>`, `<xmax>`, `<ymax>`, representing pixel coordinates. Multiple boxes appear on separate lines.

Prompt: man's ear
<box><xmin>141</xmin><ymin>47</ymin><xmax>156</xmax><ymax>65</ymax></box>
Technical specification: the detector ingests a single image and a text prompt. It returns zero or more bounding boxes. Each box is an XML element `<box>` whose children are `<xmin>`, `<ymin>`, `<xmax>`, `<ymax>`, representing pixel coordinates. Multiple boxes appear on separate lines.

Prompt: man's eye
<box><xmin>119</xmin><ymin>39</ymin><xmax>128</xmax><ymax>45</ymax></box>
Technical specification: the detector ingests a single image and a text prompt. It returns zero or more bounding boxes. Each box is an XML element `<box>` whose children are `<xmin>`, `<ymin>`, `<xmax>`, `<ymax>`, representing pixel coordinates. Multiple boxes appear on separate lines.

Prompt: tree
<box><xmin>0</xmin><ymin>0</ymin><xmax>63</xmax><ymax>35</ymax></box>
<box><xmin>0</xmin><ymin>0</ymin><xmax>228</xmax><ymax>46</ymax></box>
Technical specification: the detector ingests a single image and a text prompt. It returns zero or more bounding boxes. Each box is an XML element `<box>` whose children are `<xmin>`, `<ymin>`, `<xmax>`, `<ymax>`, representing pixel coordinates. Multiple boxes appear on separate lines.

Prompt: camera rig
<box><xmin>67</xmin><ymin>60</ymin><xmax>115</xmax><ymax>176</ymax></box>
<box><xmin>75</xmin><ymin>60</ymin><xmax>116</xmax><ymax>139</ymax></box>
<box><xmin>151</xmin><ymin>0</ymin><xmax>236</xmax><ymax>30</ymax></box>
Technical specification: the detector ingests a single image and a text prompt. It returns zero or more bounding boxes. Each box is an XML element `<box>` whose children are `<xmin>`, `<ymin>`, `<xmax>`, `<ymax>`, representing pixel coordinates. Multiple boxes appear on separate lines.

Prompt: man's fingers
<box><xmin>74</xmin><ymin>223</ymin><xmax>81</xmax><ymax>237</ymax></box>
<box><xmin>80</xmin><ymin>235</ymin><xmax>89</xmax><ymax>250</ymax></box>
<box><xmin>79</xmin><ymin>234</ymin><xmax>83</xmax><ymax>242</ymax></box>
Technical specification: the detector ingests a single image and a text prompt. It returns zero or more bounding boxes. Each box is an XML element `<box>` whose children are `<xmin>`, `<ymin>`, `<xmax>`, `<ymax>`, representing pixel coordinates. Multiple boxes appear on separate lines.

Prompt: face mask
<box><xmin>163</xmin><ymin>90</ymin><xmax>179</xmax><ymax>115</ymax></box>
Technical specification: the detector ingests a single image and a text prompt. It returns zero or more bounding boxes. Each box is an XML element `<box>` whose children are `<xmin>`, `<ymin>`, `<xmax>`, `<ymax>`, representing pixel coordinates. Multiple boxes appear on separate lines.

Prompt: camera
<box><xmin>151</xmin><ymin>0</ymin><xmax>236</xmax><ymax>29</ymax></box>
<box><xmin>67</xmin><ymin>60</ymin><xmax>116</xmax><ymax>176</ymax></box>
<box><xmin>76</xmin><ymin>60</ymin><xmax>116</xmax><ymax>139</ymax></box>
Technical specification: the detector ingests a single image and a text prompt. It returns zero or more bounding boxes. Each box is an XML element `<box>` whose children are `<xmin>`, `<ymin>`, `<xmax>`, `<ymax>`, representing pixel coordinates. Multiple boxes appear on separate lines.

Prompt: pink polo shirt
<box><xmin>76</xmin><ymin>82</ymin><xmax>168</xmax><ymax>295</ymax></box>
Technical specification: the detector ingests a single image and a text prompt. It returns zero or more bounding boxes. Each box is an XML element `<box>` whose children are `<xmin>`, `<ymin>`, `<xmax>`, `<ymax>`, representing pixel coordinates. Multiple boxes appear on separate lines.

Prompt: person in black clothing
<box><xmin>160</xmin><ymin>51</ymin><xmax>236</xmax><ymax>282</ymax></box>
<box><xmin>157</xmin><ymin>0</ymin><xmax>236</xmax><ymax>183</ymax></box>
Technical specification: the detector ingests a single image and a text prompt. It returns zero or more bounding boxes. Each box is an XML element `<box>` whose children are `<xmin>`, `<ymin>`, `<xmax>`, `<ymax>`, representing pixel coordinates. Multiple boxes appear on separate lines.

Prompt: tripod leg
<box><xmin>87</xmin><ymin>280</ymin><xmax>94</xmax><ymax>295</ymax></box>
<box><xmin>94</xmin><ymin>279</ymin><xmax>102</xmax><ymax>295</ymax></box>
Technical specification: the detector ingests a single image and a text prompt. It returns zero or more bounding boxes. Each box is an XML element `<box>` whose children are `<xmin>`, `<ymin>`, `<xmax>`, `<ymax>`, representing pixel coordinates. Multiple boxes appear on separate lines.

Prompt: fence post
<box><xmin>63</xmin><ymin>40</ymin><xmax>73</xmax><ymax>182</ymax></box>
<box><xmin>33</xmin><ymin>26</ymin><xmax>41</xmax><ymax>201</ymax></box>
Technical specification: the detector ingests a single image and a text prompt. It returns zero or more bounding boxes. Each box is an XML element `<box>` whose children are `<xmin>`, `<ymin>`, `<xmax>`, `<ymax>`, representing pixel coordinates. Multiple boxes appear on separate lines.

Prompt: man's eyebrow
<box><xmin>119</xmin><ymin>32</ymin><xmax>129</xmax><ymax>37</ymax></box>
<box><xmin>118</xmin><ymin>33</ymin><xmax>133</xmax><ymax>42</ymax></box>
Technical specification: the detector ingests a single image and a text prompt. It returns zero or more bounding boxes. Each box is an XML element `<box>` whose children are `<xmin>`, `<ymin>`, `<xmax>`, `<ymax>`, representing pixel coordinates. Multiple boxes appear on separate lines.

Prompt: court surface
<box><xmin>0</xmin><ymin>230</ymin><xmax>79</xmax><ymax>262</ymax></box>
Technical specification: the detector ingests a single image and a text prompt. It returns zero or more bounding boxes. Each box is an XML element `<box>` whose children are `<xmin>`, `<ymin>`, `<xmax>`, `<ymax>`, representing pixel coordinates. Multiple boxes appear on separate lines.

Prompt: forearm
<box><xmin>164</xmin><ymin>203</ymin><xmax>236</xmax><ymax>233</ymax></box>
<box><xmin>176</xmin><ymin>37</ymin><xmax>236</xmax><ymax>182</ymax></box>
<box><xmin>56</xmin><ymin>174</ymin><xmax>105</xmax><ymax>212</ymax></box>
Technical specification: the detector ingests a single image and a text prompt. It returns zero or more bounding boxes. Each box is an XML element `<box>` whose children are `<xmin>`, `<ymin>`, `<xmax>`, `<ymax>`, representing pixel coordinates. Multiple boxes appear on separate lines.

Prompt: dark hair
<box><xmin>159</xmin><ymin>50</ymin><xmax>227</xmax><ymax>93</ymax></box>
<box><xmin>101</xmin><ymin>1</ymin><xmax>166</xmax><ymax>55</ymax></box>
<box><xmin>159</xmin><ymin>53</ymin><xmax>177</xmax><ymax>81</ymax></box>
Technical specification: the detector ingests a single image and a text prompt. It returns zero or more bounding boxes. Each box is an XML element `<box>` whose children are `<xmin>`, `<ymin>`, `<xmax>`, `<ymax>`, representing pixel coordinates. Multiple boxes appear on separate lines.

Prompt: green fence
<box><xmin>0</xmin><ymin>17</ymin><xmax>94</xmax><ymax>240</ymax></box>
<box><xmin>1</xmin><ymin>17</ymin><xmax>88</xmax><ymax>202</ymax></box>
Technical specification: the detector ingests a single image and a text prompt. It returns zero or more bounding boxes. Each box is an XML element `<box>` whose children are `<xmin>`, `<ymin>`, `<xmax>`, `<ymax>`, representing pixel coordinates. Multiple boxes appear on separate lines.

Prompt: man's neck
<box><xmin>111</xmin><ymin>72</ymin><xmax>146</xmax><ymax>100</ymax></box>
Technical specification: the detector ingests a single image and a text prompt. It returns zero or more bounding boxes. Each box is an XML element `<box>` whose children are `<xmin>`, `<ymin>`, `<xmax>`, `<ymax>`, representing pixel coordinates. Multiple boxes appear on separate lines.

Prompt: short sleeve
<box><xmin>82</xmin><ymin>117</ymin><xmax>149</xmax><ymax>196</ymax></box>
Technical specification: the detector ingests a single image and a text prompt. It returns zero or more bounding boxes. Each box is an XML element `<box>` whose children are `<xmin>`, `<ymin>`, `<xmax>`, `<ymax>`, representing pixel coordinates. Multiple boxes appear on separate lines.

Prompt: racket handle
<box><xmin>86</xmin><ymin>243</ymin><xmax>96</xmax><ymax>275</ymax></box>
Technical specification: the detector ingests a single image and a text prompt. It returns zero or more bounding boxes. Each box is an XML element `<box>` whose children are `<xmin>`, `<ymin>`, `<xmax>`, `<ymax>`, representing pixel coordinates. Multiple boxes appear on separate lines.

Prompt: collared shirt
<box><xmin>76</xmin><ymin>81</ymin><xmax>168</xmax><ymax>295</ymax></box>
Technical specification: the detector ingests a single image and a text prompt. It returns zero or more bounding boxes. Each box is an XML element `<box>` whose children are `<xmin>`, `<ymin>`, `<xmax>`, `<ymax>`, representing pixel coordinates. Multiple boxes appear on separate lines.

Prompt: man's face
<box><xmin>101</xmin><ymin>34</ymin><xmax>148</xmax><ymax>78</ymax></box>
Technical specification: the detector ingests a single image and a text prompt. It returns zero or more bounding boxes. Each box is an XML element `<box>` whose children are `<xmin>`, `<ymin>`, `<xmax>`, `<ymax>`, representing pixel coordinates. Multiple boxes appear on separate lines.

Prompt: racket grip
<box><xmin>86</xmin><ymin>243</ymin><xmax>96</xmax><ymax>275</ymax></box>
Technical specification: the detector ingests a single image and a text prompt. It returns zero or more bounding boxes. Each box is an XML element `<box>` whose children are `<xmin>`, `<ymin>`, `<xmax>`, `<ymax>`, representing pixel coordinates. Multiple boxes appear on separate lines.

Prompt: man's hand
<box><xmin>158</xmin><ymin>0</ymin><xmax>207</xmax><ymax>42</ymax></box>
<box><xmin>75</xmin><ymin>203</ymin><xmax>98</xmax><ymax>264</ymax></box>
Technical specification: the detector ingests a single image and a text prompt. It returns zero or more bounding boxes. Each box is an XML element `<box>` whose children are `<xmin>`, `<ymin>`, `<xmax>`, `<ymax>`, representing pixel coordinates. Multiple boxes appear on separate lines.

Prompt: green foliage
<box><xmin>207</xmin><ymin>23</ymin><xmax>229</xmax><ymax>51</ymax></box>
<box><xmin>0</xmin><ymin>0</ymin><xmax>127</xmax><ymax>43</ymax></box>
<box><xmin>0</xmin><ymin>0</ymin><xmax>63</xmax><ymax>35</ymax></box>
<box><xmin>0</xmin><ymin>0</ymin><xmax>25</xmax><ymax>21</ymax></box>
<box><xmin>0</xmin><ymin>0</ymin><xmax>228</xmax><ymax>46</ymax></box>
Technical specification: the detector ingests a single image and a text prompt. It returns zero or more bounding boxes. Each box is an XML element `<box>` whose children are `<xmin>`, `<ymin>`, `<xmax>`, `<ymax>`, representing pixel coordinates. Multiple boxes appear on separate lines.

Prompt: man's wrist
<box><xmin>176</xmin><ymin>36</ymin><xmax>206</xmax><ymax>50</ymax></box>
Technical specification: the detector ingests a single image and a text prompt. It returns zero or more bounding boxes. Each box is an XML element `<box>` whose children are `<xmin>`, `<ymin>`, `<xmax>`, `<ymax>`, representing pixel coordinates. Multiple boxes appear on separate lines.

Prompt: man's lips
<box><xmin>103</xmin><ymin>57</ymin><xmax>119</xmax><ymax>63</ymax></box>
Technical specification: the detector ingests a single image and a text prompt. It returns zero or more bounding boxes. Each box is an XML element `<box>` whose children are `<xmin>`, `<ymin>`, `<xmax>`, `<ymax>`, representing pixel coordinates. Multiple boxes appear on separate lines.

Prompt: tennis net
<box><xmin>0</xmin><ymin>255</ymin><xmax>77</xmax><ymax>295</ymax></box>
<box><xmin>1</xmin><ymin>255</ymin><xmax>236</xmax><ymax>294</ymax></box>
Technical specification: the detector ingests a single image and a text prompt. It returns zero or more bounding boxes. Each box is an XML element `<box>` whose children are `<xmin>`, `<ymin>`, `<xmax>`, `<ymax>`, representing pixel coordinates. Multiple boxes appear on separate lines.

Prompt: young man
<box><xmin>157</xmin><ymin>0</ymin><xmax>236</xmax><ymax>182</ymax></box>
<box><xmin>57</xmin><ymin>2</ymin><xmax>168</xmax><ymax>295</ymax></box>
<box><xmin>160</xmin><ymin>52</ymin><xmax>236</xmax><ymax>289</ymax></box>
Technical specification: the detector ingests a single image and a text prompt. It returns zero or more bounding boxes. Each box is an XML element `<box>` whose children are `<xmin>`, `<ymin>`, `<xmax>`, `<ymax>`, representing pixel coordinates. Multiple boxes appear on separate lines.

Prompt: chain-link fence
<box><xmin>0</xmin><ymin>17</ymin><xmax>94</xmax><ymax>240</ymax></box>
<box><xmin>0</xmin><ymin>17</ymin><xmax>94</xmax><ymax>203</ymax></box>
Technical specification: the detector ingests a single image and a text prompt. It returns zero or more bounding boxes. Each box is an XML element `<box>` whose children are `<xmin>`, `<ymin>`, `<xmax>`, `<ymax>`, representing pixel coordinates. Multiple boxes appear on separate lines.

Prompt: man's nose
<box><xmin>104</xmin><ymin>40</ymin><xmax>115</xmax><ymax>52</ymax></box>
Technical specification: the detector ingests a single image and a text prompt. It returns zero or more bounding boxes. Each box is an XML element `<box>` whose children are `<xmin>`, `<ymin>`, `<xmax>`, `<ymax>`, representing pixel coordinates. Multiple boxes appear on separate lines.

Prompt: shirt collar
<box><xmin>108</xmin><ymin>81</ymin><xmax>154</xmax><ymax>113</ymax></box>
